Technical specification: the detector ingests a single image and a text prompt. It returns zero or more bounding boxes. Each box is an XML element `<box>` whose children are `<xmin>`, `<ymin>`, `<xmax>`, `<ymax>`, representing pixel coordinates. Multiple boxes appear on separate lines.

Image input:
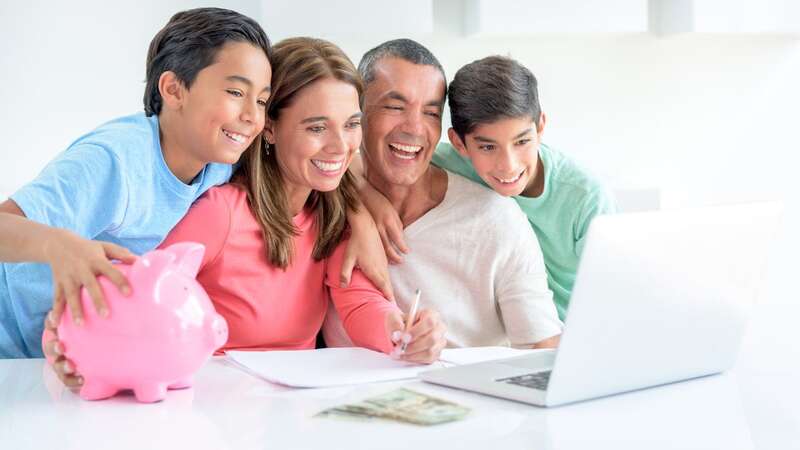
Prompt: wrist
<box><xmin>39</xmin><ymin>227</ymin><xmax>72</xmax><ymax>264</ymax></box>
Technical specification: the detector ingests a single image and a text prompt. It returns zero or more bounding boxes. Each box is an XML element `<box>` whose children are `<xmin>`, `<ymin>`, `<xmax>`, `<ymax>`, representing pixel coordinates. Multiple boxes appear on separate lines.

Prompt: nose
<box><xmin>496</xmin><ymin>147</ymin><xmax>516</xmax><ymax>174</ymax></box>
<box><xmin>399</xmin><ymin>108</ymin><xmax>425</xmax><ymax>138</ymax></box>
<box><xmin>326</xmin><ymin>129</ymin><xmax>349</xmax><ymax>156</ymax></box>
<box><xmin>239</xmin><ymin>98</ymin><xmax>261</xmax><ymax>126</ymax></box>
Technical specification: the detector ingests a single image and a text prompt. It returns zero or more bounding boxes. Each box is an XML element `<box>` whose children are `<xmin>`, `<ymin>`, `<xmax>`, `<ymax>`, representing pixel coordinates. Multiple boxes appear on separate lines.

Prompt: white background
<box><xmin>0</xmin><ymin>0</ymin><xmax>797</xmax><ymax>309</ymax></box>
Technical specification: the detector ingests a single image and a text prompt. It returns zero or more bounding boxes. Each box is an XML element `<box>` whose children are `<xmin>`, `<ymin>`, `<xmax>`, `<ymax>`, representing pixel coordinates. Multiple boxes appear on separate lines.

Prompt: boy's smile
<box><xmin>450</xmin><ymin>114</ymin><xmax>546</xmax><ymax>198</ymax></box>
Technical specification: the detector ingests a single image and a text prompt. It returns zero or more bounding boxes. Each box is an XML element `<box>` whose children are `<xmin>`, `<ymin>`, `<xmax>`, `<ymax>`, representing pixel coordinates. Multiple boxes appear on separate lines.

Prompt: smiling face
<box><xmin>266</xmin><ymin>77</ymin><xmax>362</xmax><ymax>201</ymax></box>
<box><xmin>449</xmin><ymin>114</ymin><xmax>546</xmax><ymax>197</ymax></box>
<box><xmin>176</xmin><ymin>41</ymin><xmax>272</xmax><ymax>166</ymax></box>
<box><xmin>361</xmin><ymin>57</ymin><xmax>446</xmax><ymax>187</ymax></box>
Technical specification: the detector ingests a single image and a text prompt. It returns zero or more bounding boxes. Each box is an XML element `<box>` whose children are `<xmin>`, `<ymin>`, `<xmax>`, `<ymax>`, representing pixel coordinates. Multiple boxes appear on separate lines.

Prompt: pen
<box><xmin>399</xmin><ymin>289</ymin><xmax>421</xmax><ymax>354</ymax></box>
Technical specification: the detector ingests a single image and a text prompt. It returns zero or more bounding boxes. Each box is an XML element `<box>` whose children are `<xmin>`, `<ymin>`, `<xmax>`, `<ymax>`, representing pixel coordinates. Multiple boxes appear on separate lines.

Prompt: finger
<box><xmin>64</xmin><ymin>282</ymin><xmax>84</xmax><ymax>326</ymax></box>
<box><xmin>98</xmin><ymin>261</ymin><xmax>131</xmax><ymax>297</ymax></box>
<box><xmin>51</xmin><ymin>288</ymin><xmax>65</xmax><ymax>325</ymax></box>
<box><xmin>102</xmin><ymin>242</ymin><xmax>137</xmax><ymax>264</ymax></box>
<box><xmin>55</xmin><ymin>359</ymin><xmax>84</xmax><ymax>388</ymax></box>
<box><xmin>45</xmin><ymin>310</ymin><xmax>58</xmax><ymax>331</ymax></box>
<box><xmin>339</xmin><ymin>250</ymin><xmax>357</xmax><ymax>288</ymax></box>
<box><xmin>407</xmin><ymin>309</ymin><xmax>439</xmax><ymax>337</ymax></box>
<box><xmin>385</xmin><ymin>312</ymin><xmax>406</xmax><ymax>344</ymax></box>
<box><xmin>379</xmin><ymin>231</ymin><xmax>403</xmax><ymax>264</ymax></box>
<box><xmin>83</xmin><ymin>275</ymin><xmax>109</xmax><ymax>318</ymax></box>
<box><xmin>364</xmin><ymin>267</ymin><xmax>395</xmax><ymax>302</ymax></box>
<box><xmin>43</xmin><ymin>337</ymin><xmax>63</xmax><ymax>358</ymax></box>
<box><xmin>386</xmin><ymin>223</ymin><xmax>410</xmax><ymax>255</ymax></box>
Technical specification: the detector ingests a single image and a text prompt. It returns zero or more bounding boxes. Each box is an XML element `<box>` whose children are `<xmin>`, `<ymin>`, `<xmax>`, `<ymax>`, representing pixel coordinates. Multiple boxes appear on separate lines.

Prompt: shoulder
<box><xmin>193</xmin><ymin>183</ymin><xmax>247</xmax><ymax>212</ymax></box>
<box><xmin>445</xmin><ymin>171</ymin><xmax>532</xmax><ymax>233</ymax></box>
<box><xmin>69</xmin><ymin>113</ymin><xmax>156</xmax><ymax>157</ymax></box>
<box><xmin>541</xmin><ymin>143</ymin><xmax>616</xmax><ymax>213</ymax></box>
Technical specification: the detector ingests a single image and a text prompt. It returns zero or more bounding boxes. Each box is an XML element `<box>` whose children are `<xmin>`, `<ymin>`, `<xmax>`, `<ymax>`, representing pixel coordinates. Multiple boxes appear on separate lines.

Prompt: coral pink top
<box><xmin>159</xmin><ymin>184</ymin><xmax>398</xmax><ymax>354</ymax></box>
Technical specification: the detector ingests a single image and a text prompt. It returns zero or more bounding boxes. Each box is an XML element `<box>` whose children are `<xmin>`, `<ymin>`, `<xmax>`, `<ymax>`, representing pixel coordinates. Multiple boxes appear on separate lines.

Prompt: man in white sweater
<box><xmin>323</xmin><ymin>39</ymin><xmax>562</xmax><ymax>353</ymax></box>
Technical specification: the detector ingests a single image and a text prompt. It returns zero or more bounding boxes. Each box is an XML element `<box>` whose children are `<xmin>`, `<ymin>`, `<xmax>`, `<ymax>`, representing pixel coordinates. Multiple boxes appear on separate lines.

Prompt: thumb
<box><xmin>102</xmin><ymin>242</ymin><xmax>137</xmax><ymax>263</ymax></box>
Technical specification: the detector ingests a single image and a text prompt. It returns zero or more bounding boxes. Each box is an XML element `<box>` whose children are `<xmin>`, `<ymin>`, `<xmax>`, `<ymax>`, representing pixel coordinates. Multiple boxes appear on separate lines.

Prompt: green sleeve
<box><xmin>431</xmin><ymin>142</ymin><xmax>489</xmax><ymax>188</ymax></box>
<box><xmin>574</xmin><ymin>187</ymin><xmax>617</xmax><ymax>257</ymax></box>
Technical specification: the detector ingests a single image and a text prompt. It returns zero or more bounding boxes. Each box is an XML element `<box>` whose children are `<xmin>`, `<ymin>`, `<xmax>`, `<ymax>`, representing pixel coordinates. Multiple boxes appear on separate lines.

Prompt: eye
<box><xmin>345</xmin><ymin>120</ymin><xmax>361</xmax><ymax>130</ymax></box>
<box><xmin>226</xmin><ymin>89</ymin><xmax>244</xmax><ymax>98</ymax></box>
<box><xmin>257</xmin><ymin>98</ymin><xmax>268</xmax><ymax>108</ymax></box>
<box><xmin>479</xmin><ymin>144</ymin><xmax>495</xmax><ymax>152</ymax></box>
<box><xmin>384</xmin><ymin>105</ymin><xmax>403</xmax><ymax>111</ymax></box>
<box><xmin>308</xmin><ymin>125</ymin><xmax>326</xmax><ymax>133</ymax></box>
<box><xmin>516</xmin><ymin>138</ymin><xmax>532</xmax><ymax>146</ymax></box>
<box><xmin>424</xmin><ymin>111</ymin><xmax>441</xmax><ymax>119</ymax></box>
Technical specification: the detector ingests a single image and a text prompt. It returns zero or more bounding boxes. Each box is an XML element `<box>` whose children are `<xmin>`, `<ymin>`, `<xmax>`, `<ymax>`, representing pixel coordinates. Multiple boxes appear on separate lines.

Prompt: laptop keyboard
<box><xmin>496</xmin><ymin>371</ymin><xmax>552</xmax><ymax>390</ymax></box>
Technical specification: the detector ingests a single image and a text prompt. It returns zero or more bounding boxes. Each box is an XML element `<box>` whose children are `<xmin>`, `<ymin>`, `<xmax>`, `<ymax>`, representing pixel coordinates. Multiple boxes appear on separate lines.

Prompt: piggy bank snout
<box><xmin>210</xmin><ymin>314</ymin><xmax>228</xmax><ymax>350</ymax></box>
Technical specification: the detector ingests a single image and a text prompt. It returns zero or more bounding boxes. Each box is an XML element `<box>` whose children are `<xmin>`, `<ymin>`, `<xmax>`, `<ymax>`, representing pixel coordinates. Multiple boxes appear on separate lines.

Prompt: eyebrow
<box><xmin>473</xmin><ymin>128</ymin><xmax>535</xmax><ymax>143</ymax></box>
<box><xmin>226</xmin><ymin>75</ymin><xmax>271</xmax><ymax>93</ymax></box>
<box><xmin>300</xmin><ymin>112</ymin><xmax>363</xmax><ymax>124</ymax></box>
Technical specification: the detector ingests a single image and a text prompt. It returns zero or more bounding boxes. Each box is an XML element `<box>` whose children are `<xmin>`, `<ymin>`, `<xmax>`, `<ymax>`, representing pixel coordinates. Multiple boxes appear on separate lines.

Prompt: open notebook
<box><xmin>226</xmin><ymin>346</ymin><xmax>550</xmax><ymax>388</ymax></box>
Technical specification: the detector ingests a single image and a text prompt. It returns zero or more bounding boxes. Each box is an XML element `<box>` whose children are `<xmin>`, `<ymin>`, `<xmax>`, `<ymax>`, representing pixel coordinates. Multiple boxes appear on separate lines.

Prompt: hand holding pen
<box><xmin>386</xmin><ymin>289</ymin><xmax>448</xmax><ymax>364</ymax></box>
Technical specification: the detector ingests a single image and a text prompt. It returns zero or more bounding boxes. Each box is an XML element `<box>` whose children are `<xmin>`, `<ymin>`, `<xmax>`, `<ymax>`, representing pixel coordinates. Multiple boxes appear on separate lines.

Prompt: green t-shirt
<box><xmin>432</xmin><ymin>142</ymin><xmax>616</xmax><ymax>320</ymax></box>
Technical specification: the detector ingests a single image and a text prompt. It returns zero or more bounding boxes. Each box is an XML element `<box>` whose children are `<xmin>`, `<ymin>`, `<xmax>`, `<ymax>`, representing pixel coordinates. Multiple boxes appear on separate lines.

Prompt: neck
<box><xmin>520</xmin><ymin>154</ymin><xmax>545</xmax><ymax>198</ymax></box>
<box><xmin>158</xmin><ymin>114</ymin><xmax>206</xmax><ymax>184</ymax></box>
<box><xmin>283</xmin><ymin>181</ymin><xmax>312</xmax><ymax>217</ymax></box>
<box><xmin>366</xmin><ymin>166</ymin><xmax>447</xmax><ymax>227</ymax></box>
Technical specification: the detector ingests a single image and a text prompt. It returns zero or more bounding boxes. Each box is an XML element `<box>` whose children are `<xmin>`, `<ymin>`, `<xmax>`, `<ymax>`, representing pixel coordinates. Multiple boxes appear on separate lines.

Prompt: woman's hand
<box><xmin>385</xmin><ymin>308</ymin><xmax>447</xmax><ymax>364</ymax></box>
<box><xmin>43</xmin><ymin>228</ymin><xmax>135</xmax><ymax>325</ymax></box>
<box><xmin>42</xmin><ymin>311</ymin><xmax>83</xmax><ymax>388</ymax></box>
<box><xmin>342</xmin><ymin>209</ymin><xmax>395</xmax><ymax>301</ymax></box>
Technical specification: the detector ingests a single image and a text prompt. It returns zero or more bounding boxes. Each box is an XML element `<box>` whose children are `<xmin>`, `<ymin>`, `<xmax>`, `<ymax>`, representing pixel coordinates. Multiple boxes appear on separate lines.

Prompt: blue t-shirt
<box><xmin>0</xmin><ymin>113</ymin><xmax>232</xmax><ymax>358</ymax></box>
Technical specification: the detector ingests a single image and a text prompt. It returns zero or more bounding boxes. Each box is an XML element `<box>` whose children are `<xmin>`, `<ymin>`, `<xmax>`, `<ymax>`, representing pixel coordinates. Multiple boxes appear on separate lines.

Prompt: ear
<box><xmin>129</xmin><ymin>249</ymin><xmax>177</xmax><ymax>290</ymax></box>
<box><xmin>163</xmin><ymin>242</ymin><xmax>206</xmax><ymax>278</ymax></box>
<box><xmin>447</xmin><ymin>128</ymin><xmax>469</xmax><ymax>158</ymax></box>
<box><xmin>262</xmin><ymin>120</ymin><xmax>276</xmax><ymax>145</ymax></box>
<box><xmin>536</xmin><ymin>112</ymin><xmax>547</xmax><ymax>139</ymax></box>
<box><xmin>158</xmin><ymin>71</ymin><xmax>186</xmax><ymax>111</ymax></box>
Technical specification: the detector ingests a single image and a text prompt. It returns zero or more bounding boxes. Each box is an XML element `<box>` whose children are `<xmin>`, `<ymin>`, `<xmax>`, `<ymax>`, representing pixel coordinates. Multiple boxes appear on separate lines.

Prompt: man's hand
<box><xmin>43</xmin><ymin>228</ymin><xmax>135</xmax><ymax>325</ymax></box>
<box><xmin>343</xmin><ymin>209</ymin><xmax>395</xmax><ymax>301</ymax></box>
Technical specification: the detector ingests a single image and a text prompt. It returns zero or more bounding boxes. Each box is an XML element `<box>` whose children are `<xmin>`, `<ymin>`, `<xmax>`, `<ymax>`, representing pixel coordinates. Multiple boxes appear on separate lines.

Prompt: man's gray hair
<box><xmin>358</xmin><ymin>38</ymin><xmax>447</xmax><ymax>93</ymax></box>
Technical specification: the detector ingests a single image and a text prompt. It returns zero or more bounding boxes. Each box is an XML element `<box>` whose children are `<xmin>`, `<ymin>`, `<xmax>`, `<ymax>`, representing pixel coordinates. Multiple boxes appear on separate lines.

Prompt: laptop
<box><xmin>421</xmin><ymin>202</ymin><xmax>782</xmax><ymax>407</ymax></box>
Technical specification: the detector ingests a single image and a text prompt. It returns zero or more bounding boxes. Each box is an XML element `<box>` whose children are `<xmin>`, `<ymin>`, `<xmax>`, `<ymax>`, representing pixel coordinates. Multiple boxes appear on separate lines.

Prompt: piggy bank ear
<box><xmin>162</xmin><ymin>242</ymin><xmax>206</xmax><ymax>278</ymax></box>
<box><xmin>130</xmin><ymin>249</ymin><xmax>177</xmax><ymax>289</ymax></box>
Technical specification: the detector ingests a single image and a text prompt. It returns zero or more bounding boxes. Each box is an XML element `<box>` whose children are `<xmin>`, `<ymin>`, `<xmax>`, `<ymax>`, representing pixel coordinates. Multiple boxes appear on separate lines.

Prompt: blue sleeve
<box><xmin>10</xmin><ymin>144</ymin><xmax>127</xmax><ymax>239</ymax></box>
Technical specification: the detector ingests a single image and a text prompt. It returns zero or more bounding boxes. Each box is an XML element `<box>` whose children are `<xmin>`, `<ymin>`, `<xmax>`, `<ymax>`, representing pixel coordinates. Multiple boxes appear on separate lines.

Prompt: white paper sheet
<box><xmin>226</xmin><ymin>347</ymin><xmax>446</xmax><ymax>388</ymax></box>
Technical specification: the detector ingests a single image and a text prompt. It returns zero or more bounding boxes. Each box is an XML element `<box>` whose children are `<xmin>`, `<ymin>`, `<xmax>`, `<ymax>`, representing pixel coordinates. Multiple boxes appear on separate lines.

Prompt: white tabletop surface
<box><xmin>2</xmin><ymin>299</ymin><xmax>799</xmax><ymax>450</ymax></box>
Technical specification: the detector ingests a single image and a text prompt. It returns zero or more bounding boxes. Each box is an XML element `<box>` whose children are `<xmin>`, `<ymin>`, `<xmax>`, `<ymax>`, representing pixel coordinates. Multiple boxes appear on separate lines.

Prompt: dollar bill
<box><xmin>316</xmin><ymin>388</ymin><xmax>470</xmax><ymax>426</ymax></box>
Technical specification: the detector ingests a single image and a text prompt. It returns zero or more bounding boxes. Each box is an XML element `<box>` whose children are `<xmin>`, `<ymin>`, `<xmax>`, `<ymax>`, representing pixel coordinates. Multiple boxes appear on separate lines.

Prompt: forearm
<box><xmin>0</xmin><ymin>204</ymin><xmax>64</xmax><ymax>263</ymax></box>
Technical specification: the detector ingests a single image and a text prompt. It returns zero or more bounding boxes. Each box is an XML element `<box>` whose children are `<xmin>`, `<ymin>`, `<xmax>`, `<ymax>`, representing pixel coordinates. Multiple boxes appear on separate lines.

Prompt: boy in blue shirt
<box><xmin>0</xmin><ymin>7</ymin><xmax>273</xmax><ymax>360</ymax></box>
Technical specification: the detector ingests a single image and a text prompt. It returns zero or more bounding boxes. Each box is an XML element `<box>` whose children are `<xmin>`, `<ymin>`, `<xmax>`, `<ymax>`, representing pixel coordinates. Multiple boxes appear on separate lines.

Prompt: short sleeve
<box><xmin>495</xmin><ymin>216</ymin><xmax>564</xmax><ymax>346</ymax></box>
<box><xmin>11</xmin><ymin>144</ymin><xmax>126</xmax><ymax>238</ymax></box>
<box><xmin>158</xmin><ymin>187</ymin><xmax>233</xmax><ymax>271</ymax></box>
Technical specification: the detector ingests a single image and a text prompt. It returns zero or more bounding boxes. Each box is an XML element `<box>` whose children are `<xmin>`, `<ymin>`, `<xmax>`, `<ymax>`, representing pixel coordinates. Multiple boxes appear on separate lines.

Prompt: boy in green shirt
<box><xmin>432</xmin><ymin>56</ymin><xmax>616</xmax><ymax>320</ymax></box>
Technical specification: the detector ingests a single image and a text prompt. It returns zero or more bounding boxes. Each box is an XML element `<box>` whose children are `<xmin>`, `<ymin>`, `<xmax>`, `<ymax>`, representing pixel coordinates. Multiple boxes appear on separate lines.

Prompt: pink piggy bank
<box><xmin>58</xmin><ymin>242</ymin><xmax>228</xmax><ymax>403</ymax></box>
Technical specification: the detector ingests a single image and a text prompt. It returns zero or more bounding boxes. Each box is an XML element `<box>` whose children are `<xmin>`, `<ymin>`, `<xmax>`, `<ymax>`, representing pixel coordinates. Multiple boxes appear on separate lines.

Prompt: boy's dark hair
<box><xmin>449</xmin><ymin>55</ymin><xmax>541</xmax><ymax>140</ymax></box>
<box><xmin>357</xmin><ymin>38</ymin><xmax>447</xmax><ymax>106</ymax></box>
<box><xmin>143</xmin><ymin>7</ymin><xmax>271</xmax><ymax>116</ymax></box>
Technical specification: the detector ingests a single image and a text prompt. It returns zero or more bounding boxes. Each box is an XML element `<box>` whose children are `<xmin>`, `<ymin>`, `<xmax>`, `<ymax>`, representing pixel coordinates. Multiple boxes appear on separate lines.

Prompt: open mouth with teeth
<box><xmin>493</xmin><ymin>170</ymin><xmax>525</xmax><ymax>185</ymax></box>
<box><xmin>222</xmin><ymin>128</ymin><xmax>249</xmax><ymax>145</ymax></box>
<box><xmin>311</xmin><ymin>159</ymin><xmax>344</xmax><ymax>175</ymax></box>
<box><xmin>389</xmin><ymin>143</ymin><xmax>423</xmax><ymax>161</ymax></box>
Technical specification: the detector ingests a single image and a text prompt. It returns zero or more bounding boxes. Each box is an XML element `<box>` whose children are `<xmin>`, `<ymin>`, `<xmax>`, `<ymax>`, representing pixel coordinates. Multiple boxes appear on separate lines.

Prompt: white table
<box><xmin>2</xmin><ymin>300</ymin><xmax>799</xmax><ymax>450</ymax></box>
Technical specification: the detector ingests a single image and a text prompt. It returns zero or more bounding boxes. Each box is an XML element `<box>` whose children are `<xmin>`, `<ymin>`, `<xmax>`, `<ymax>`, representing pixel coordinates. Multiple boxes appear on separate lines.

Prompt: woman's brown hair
<box><xmin>234</xmin><ymin>37</ymin><xmax>363</xmax><ymax>269</ymax></box>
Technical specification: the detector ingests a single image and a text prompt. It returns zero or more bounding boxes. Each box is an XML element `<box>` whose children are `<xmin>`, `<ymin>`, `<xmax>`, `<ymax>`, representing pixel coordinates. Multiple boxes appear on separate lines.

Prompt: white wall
<box><xmin>1</xmin><ymin>0</ymin><xmax>797</xmax><ymax>304</ymax></box>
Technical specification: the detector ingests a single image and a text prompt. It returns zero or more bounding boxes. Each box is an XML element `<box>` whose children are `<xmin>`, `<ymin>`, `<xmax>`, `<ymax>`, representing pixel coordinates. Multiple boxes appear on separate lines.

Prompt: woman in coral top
<box><xmin>156</xmin><ymin>37</ymin><xmax>446</xmax><ymax>361</ymax></box>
